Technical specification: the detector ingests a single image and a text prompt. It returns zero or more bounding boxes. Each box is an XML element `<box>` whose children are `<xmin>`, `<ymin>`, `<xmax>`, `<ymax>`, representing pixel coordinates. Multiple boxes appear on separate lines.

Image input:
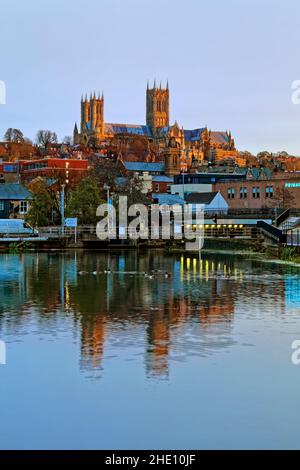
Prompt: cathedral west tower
<box><xmin>146</xmin><ymin>80</ymin><xmax>169</xmax><ymax>130</ymax></box>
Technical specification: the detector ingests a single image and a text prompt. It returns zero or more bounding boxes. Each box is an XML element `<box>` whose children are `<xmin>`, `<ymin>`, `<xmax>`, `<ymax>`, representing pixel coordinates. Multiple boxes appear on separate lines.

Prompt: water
<box><xmin>0</xmin><ymin>251</ymin><xmax>300</xmax><ymax>450</ymax></box>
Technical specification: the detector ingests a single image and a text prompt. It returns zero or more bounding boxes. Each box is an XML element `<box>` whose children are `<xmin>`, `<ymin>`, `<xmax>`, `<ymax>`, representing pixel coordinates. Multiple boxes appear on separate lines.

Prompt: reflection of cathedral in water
<box><xmin>0</xmin><ymin>252</ymin><xmax>289</xmax><ymax>379</ymax></box>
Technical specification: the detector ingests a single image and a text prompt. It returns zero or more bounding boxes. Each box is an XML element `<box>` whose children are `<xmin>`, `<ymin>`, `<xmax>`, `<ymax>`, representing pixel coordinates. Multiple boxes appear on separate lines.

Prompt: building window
<box><xmin>266</xmin><ymin>186</ymin><xmax>273</xmax><ymax>198</ymax></box>
<box><xmin>155</xmin><ymin>184</ymin><xmax>159</xmax><ymax>192</ymax></box>
<box><xmin>0</xmin><ymin>200</ymin><xmax>4</xmax><ymax>211</ymax></box>
<box><xmin>240</xmin><ymin>187</ymin><xmax>247</xmax><ymax>198</ymax></box>
<box><xmin>252</xmin><ymin>186</ymin><xmax>260</xmax><ymax>198</ymax></box>
<box><xmin>19</xmin><ymin>201</ymin><xmax>28</xmax><ymax>214</ymax></box>
<box><xmin>227</xmin><ymin>188</ymin><xmax>235</xmax><ymax>199</ymax></box>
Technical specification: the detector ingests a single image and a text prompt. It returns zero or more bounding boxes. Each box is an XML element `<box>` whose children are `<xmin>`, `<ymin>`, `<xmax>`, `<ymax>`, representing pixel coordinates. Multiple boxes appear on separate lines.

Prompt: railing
<box><xmin>257</xmin><ymin>221</ymin><xmax>286</xmax><ymax>243</ymax></box>
<box><xmin>285</xmin><ymin>230</ymin><xmax>300</xmax><ymax>247</ymax></box>
<box><xmin>275</xmin><ymin>208</ymin><xmax>290</xmax><ymax>227</ymax></box>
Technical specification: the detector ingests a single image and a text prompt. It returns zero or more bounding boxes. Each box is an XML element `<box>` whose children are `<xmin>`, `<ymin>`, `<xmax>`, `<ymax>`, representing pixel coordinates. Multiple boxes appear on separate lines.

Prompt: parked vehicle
<box><xmin>0</xmin><ymin>219</ymin><xmax>38</xmax><ymax>236</ymax></box>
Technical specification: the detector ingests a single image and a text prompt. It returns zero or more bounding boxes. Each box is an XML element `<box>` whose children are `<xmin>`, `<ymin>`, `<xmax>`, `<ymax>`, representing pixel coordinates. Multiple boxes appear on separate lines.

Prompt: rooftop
<box><xmin>185</xmin><ymin>192</ymin><xmax>219</xmax><ymax>204</ymax></box>
<box><xmin>123</xmin><ymin>161</ymin><xmax>165</xmax><ymax>173</ymax></box>
<box><xmin>0</xmin><ymin>183</ymin><xmax>33</xmax><ymax>200</ymax></box>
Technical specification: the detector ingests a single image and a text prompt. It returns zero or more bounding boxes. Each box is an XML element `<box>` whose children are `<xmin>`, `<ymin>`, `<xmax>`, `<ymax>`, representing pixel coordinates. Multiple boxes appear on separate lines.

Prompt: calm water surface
<box><xmin>0</xmin><ymin>251</ymin><xmax>300</xmax><ymax>449</ymax></box>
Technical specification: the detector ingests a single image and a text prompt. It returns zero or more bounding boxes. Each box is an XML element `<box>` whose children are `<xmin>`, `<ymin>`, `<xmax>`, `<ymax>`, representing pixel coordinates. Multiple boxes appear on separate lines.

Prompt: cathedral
<box><xmin>74</xmin><ymin>81</ymin><xmax>239</xmax><ymax>174</ymax></box>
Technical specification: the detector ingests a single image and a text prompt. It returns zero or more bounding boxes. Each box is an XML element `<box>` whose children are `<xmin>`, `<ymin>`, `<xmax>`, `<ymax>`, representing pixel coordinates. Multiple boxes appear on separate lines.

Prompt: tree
<box><xmin>268</xmin><ymin>187</ymin><xmax>295</xmax><ymax>210</ymax></box>
<box><xmin>4</xmin><ymin>128</ymin><xmax>24</xmax><ymax>143</ymax></box>
<box><xmin>36</xmin><ymin>130</ymin><xmax>58</xmax><ymax>148</ymax></box>
<box><xmin>26</xmin><ymin>179</ymin><xmax>54</xmax><ymax>227</ymax></box>
<box><xmin>114</xmin><ymin>173</ymin><xmax>152</xmax><ymax>206</ymax></box>
<box><xmin>66</xmin><ymin>176</ymin><xmax>104</xmax><ymax>224</ymax></box>
<box><xmin>91</xmin><ymin>156</ymin><xmax>122</xmax><ymax>190</ymax></box>
<box><xmin>63</xmin><ymin>136</ymin><xmax>72</xmax><ymax>145</ymax></box>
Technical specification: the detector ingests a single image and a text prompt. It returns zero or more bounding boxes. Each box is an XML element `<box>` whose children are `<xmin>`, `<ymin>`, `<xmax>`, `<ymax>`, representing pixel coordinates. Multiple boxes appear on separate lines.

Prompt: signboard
<box><xmin>65</xmin><ymin>218</ymin><xmax>78</xmax><ymax>228</ymax></box>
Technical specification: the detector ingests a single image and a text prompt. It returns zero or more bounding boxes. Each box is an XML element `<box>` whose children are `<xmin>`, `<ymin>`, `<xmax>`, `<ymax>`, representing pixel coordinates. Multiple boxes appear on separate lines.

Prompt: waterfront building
<box><xmin>215</xmin><ymin>173</ymin><xmax>300</xmax><ymax>210</ymax></box>
<box><xmin>0</xmin><ymin>183</ymin><xmax>32</xmax><ymax>218</ymax></box>
<box><xmin>185</xmin><ymin>191</ymin><xmax>228</xmax><ymax>215</ymax></box>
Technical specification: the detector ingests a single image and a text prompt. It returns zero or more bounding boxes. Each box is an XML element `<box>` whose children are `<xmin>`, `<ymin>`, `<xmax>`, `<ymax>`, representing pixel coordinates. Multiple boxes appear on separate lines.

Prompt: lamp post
<box><xmin>61</xmin><ymin>184</ymin><xmax>65</xmax><ymax>235</ymax></box>
<box><xmin>61</xmin><ymin>162</ymin><xmax>70</xmax><ymax>235</ymax></box>
<box><xmin>103</xmin><ymin>183</ymin><xmax>111</xmax><ymax>237</ymax></box>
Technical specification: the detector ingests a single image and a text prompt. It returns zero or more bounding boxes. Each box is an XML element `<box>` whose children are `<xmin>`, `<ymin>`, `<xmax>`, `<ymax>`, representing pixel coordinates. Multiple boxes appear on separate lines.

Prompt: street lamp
<box><xmin>61</xmin><ymin>162</ymin><xmax>70</xmax><ymax>235</ymax></box>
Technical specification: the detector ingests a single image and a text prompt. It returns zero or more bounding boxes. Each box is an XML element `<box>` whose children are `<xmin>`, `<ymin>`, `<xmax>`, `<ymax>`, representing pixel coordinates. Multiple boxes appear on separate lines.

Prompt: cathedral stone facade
<box><xmin>74</xmin><ymin>81</ymin><xmax>239</xmax><ymax>174</ymax></box>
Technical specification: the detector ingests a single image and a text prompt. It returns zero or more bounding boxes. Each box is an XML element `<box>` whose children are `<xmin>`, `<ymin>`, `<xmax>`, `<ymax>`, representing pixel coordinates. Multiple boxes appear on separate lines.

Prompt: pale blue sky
<box><xmin>1</xmin><ymin>0</ymin><xmax>300</xmax><ymax>154</ymax></box>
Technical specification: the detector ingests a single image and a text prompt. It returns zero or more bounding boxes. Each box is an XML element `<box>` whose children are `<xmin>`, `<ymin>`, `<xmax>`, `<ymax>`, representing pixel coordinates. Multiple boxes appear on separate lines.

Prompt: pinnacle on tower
<box><xmin>154</xmin><ymin>79</ymin><xmax>157</xmax><ymax>89</ymax></box>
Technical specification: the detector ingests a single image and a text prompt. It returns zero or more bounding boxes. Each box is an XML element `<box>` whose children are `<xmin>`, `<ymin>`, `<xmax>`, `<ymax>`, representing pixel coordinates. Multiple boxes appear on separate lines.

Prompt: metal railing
<box><xmin>257</xmin><ymin>221</ymin><xmax>286</xmax><ymax>243</ymax></box>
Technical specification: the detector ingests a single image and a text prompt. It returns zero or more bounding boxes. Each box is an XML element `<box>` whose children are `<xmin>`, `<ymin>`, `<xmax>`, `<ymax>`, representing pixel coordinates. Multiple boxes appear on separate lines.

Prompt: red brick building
<box><xmin>215</xmin><ymin>172</ymin><xmax>300</xmax><ymax>210</ymax></box>
<box><xmin>19</xmin><ymin>158</ymin><xmax>89</xmax><ymax>185</ymax></box>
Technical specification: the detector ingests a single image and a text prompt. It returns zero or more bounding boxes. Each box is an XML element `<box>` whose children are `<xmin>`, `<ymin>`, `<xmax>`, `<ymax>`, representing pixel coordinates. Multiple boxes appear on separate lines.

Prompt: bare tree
<box><xmin>269</xmin><ymin>187</ymin><xmax>295</xmax><ymax>209</ymax></box>
<box><xmin>36</xmin><ymin>130</ymin><xmax>58</xmax><ymax>148</ymax></box>
<box><xmin>63</xmin><ymin>136</ymin><xmax>72</xmax><ymax>145</ymax></box>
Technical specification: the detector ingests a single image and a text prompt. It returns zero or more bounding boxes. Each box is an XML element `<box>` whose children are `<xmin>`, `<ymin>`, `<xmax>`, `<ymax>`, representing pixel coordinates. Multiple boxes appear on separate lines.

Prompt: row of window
<box><xmin>23</xmin><ymin>162</ymin><xmax>48</xmax><ymax>171</ymax></box>
<box><xmin>227</xmin><ymin>186</ymin><xmax>274</xmax><ymax>199</ymax></box>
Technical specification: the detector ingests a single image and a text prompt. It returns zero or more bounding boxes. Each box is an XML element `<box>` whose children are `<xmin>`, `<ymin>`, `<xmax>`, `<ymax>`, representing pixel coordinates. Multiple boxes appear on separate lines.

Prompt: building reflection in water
<box><xmin>0</xmin><ymin>252</ymin><xmax>290</xmax><ymax>379</ymax></box>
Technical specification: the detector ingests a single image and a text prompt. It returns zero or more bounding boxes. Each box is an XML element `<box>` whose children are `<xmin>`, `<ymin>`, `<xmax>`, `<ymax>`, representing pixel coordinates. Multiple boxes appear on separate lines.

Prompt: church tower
<box><xmin>164</xmin><ymin>137</ymin><xmax>181</xmax><ymax>177</ymax></box>
<box><xmin>80</xmin><ymin>92</ymin><xmax>104</xmax><ymax>144</ymax></box>
<box><xmin>146</xmin><ymin>80</ymin><xmax>169</xmax><ymax>130</ymax></box>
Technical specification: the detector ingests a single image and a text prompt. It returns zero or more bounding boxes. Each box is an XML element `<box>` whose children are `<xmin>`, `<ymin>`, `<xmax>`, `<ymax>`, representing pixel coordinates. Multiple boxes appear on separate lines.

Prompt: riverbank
<box><xmin>1</xmin><ymin>237</ymin><xmax>300</xmax><ymax>266</ymax></box>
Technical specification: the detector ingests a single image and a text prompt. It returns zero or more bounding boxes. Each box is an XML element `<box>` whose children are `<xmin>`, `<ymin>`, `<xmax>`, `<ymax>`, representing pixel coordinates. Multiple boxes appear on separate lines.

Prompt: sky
<box><xmin>1</xmin><ymin>0</ymin><xmax>300</xmax><ymax>154</ymax></box>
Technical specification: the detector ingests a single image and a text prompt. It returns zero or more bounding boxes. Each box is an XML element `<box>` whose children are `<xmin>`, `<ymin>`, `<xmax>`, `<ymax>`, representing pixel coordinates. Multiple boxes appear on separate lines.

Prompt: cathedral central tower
<box><xmin>146</xmin><ymin>80</ymin><xmax>169</xmax><ymax>130</ymax></box>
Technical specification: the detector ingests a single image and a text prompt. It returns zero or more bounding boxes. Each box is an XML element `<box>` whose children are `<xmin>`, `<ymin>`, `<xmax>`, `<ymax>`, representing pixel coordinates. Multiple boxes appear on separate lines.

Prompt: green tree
<box><xmin>4</xmin><ymin>128</ymin><xmax>24</xmax><ymax>143</ymax></box>
<box><xmin>26</xmin><ymin>180</ymin><xmax>54</xmax><ymax>227</ymax></box>
<box><xmin>66</xmin><ymin>176</ymin><xmax>104</xmax><ymax>224</ymax></box>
